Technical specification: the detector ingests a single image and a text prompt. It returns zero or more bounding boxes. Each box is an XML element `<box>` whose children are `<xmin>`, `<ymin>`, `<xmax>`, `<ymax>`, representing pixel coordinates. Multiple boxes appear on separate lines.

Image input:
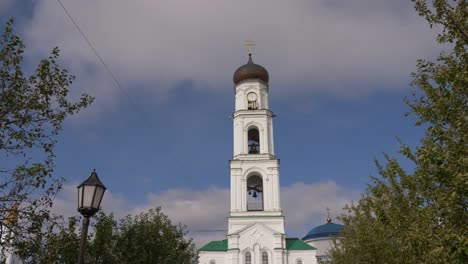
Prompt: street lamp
<box><xmin>77</xmin><ymin>169</ymin><xmax>106</xmax><ymax>264</ymax></box>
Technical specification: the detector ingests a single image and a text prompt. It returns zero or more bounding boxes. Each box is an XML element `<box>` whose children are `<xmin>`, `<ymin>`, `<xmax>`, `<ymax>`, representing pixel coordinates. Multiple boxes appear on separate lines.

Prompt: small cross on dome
<box><xmin>245</xmin><ymin>39</ymin><xmax>256</xmax><ymax>55</ymax></box>
<box><xmin>326</xmin><ymin>207</ymin><xmax>332</xmax><ymax>223</ymax></box>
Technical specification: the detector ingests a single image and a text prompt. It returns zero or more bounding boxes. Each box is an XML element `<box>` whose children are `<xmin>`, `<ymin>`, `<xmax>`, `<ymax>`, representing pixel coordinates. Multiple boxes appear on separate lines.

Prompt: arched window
<box><xmin>262</xmin><ymin>252</ymin><xmax>269</xmax><ymax>264</ymax></box>
<box><xmin>297</xmin><ymin>260</ymin><xmax>303</xmax><ymax>264</ymax></box>
<box><xmin>247</xmin><ymin>175</ymin><xmax>263</xmax><ymax>211</ymax></box>
<box><xmin>245</xmin><ymin>252</ymin><xmax>252</xmax><ymax>264</ymax></box>
<box><xmin>248</xmin><ymin>128</ymin><xmax>260</xmax><ymax>154</ymax></box>
<box><xmin>209</xmin><ymin>260</ymin><xmax>216</xmax><ymax>264</ymax></box>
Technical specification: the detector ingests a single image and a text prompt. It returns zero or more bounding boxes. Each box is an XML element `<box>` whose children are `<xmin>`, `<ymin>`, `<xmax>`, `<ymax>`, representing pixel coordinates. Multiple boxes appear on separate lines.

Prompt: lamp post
<box><xmin>77</xmin><ymin>169</ymin><xmax>106</xmax><ymax>264</ymax></box>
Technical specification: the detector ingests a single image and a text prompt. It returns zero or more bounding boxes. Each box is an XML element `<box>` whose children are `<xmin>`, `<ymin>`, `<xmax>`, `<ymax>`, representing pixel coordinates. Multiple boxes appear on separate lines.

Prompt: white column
<box><xmin>241</xmin><ymin>178</ymin><xmax>246</xmax><ymax>211</ymax></box>
<box><xmin>276</xmin><ymin>172</ymin><xmax>281</xmax><ymax>211</ymax></box>
<box><xmin>234</xmin><ymin>120</ymin><xmax>240</xmax><ymax>156</ymax></box>
<box><xmin>230</xmin><ymin>167</ymin><xmax>242</xmax><ymax>212</ymax></box>
<box><xmin>254</xmin><ymin>244</ymin><xmax>260</xmax><ymax>264</ymax></box>
<box><xmin>268</xmin><ymin>117</ymin><xmax>274</xmax><ymax>155</ymax></box>
<box><xmin>260</xmin><ymin>127</ymin><xmax>266</xmax><ymax>154</ymax></box>
<box><xmin>263</xmin><ymin>176</ymin><xmax>269</xmax><ymax>211</ymax></box>
<box><xmin>242</xmin><ymin>127</ymin><xmax>247</xmax><ymax>154</ymax></box>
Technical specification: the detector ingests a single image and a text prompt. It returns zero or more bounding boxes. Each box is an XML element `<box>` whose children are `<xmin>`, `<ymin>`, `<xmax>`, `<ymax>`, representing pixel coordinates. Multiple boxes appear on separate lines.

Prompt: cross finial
<box><xmin>326</xmin><ymin>207</ymin><xmax>332</xmax><ymax>223</ymax></box>
<box><xmin>245</xmin><ymin>39</ymin><xmax>256</xmax><ymax>55</ymax></box>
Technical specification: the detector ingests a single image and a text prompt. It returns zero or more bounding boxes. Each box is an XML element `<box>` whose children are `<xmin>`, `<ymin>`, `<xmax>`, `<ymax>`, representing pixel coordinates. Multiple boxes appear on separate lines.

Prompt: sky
<box><xmin>2</xmin><ymin>0</ymin><xmax>441</xmax><ymax>247</ymax></box>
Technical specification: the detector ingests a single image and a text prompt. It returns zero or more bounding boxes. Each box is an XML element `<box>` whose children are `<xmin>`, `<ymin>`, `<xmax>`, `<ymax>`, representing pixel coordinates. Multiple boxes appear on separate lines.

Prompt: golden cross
<box><xmin>245</xmin><ymin>39</ymin><xmax>256</xmax><ymax>54</ymax></box>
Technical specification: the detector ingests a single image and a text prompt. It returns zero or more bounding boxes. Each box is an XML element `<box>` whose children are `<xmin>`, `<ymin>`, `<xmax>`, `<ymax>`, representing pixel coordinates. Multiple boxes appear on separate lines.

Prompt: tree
<box><xmin>90</xmin><ymin>208</ymin><xmax>195</xmax><ymax>264</ymax></box>
<box><xmin>0</xmin><ymin>18</ymin><xmax>93</xmax><ymax>259</ymax></box>
<box><xmin>15</xmin><ymin>216</ymin><xmax>80</xmax><ymax>263</ymax></box>
<box><xmin>330</xmin><ymin>1</ymin><xmax>467</xmax><ymax>263</ymax></box>
<box><xmin>87</xmin><ymin>212</ymin><xmax>119</xmax><ymax>264</ymax></box>
<box><xmin>16</xmin><ymin>208</ymin><xmax>196</xmax><ymax>264</ymax></box>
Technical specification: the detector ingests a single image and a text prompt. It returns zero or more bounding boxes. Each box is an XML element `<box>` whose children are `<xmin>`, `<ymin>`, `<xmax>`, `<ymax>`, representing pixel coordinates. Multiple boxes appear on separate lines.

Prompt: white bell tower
<box><xmin>198</xmin><ymin>47</ymin><xmax>317</xmax><ymax>264</ymax></box>
<box><xmin>227</xmin><ymin>50</ymin><xmax>286</xmax><ymax>261</ymax></box>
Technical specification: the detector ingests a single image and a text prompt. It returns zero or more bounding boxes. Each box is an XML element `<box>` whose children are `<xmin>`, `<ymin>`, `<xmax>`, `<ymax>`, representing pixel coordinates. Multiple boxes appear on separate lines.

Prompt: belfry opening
<box><xmin>247</xmin><ymin>175</ymin><xmax>263</xmax><ymax>211</ymax></box>
<box><xmin>248</xmin><ymin>128</ymin><xmax>260</xmax><ymax>154</ymax></box>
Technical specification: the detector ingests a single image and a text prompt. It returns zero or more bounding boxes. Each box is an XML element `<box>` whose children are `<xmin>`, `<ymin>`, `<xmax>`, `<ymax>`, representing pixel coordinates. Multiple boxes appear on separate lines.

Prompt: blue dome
<box><xmin>302</xmin><ymin>222</ymin><xmax>344</xmax><ymax>241</ymax></box>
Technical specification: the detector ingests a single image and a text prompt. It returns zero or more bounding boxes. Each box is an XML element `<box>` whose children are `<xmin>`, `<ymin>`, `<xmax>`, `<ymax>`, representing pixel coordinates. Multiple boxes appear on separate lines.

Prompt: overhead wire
<box><xmin>55</xmin><ymin>0</ymin><xmax>191</xmax><ymax>169</ymax></box>
<box><xmin>57</xmin><ymin>0</ymin><xmax>234</xmax><ymax>233</ymax></box>
<box><xmin>56</xmin><ymin>0</ymin><xmax>153</xmax><ymax>128</ymax></box>
<box><xmin>55</xmin><ymin>1</ymin><xmax>229</xmax><ymax>235</ymax></box>
<box><xmin>188</xmin><ymin>230</ymin><xmax>228</xmax><ymax>233</ymax></box>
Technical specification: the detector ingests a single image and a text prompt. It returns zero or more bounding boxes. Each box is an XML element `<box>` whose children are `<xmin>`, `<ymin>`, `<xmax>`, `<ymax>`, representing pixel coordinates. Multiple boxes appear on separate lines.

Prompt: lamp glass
<box><xmin>92</xmin><ymin>186</ymin><xmax>105</xmax><ymax>209</ymax></box>
<box><xmin>82</xmin><ymin>185</ymin><xmax>96</xmax><ymax>208</ymax></box>
<box><xmin>78</xmin><ymin>186</ymin><xmax>82</xmax><ymax>208</ymax></box>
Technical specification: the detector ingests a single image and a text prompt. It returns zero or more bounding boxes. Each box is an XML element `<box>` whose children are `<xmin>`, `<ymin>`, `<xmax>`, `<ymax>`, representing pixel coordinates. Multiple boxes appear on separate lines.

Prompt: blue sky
<box><xmin>1</xmin><ymin>0</ymin><xmax>439</xmax><ymax>246</ymax></box>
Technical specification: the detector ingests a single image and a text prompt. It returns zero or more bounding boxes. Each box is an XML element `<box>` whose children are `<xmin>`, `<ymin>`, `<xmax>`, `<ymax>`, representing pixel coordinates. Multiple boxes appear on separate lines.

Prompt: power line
<box><xmin>56</xmin><ymin>0</ymin><xmax>153</xmax><ymax>128</ymax></box>
<box><xmin>55</xmin><ymin>0</ymin><xmax>207</xmax><ymax>187</ymax></box>
<box><xmin>55</xmin><ymin>0</ymin><xmax>188</xmax><ymax>188</ymax></box>
<box><xmin>188</xmin><ymin>230</ymin><xmax>227</xmax><ymax>233</ymax></box>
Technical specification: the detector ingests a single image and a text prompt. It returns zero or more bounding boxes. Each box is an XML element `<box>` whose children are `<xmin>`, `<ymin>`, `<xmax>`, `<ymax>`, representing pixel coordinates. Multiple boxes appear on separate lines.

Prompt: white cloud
<box><xmin>133</xmin><ymin>187</ymin><xmax>230</xmax><ymax>231</ymax></box>
<box><xmin>52</xmin><ymin>181</ymin><xmax>357</xmax><ymax>248</ymax></box>
<box><xmin>51</xmin><ymin>182</ymin><xmax>129</xmax><ymax>219</ymax></box>
<box><xmin>282</xmin><ymin>181</ymin><xmax>358</xmax><ymax>237</ymax></box>
<box><xmin>18</xmin><ymin>0</ymin><xmax>440</xmax><ymax>118</ymax></box>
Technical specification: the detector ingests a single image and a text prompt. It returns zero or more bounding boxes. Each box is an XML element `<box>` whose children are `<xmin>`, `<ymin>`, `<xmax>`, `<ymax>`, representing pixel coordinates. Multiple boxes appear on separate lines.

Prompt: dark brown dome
<box><xmin>233</xmin><ymin>54</ymin><xmax>269</xmax><ymax>85</ymax></box>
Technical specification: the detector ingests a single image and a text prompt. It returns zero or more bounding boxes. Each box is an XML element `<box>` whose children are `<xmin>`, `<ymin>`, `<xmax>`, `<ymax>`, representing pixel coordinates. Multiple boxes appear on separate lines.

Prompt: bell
<box><xmin>249</xmin><ymin>191</ymin><xmax>252</xmax><ymax>195</ymax></box>
<box><xmin>253</xmin><ymin>192</ymin><xmax>257</xmax><ymax>198</ymax></box>
<box><xmin>251</xmin><ymin>144</ymin><xmax>258</xmax><ymax>153</ymax></box>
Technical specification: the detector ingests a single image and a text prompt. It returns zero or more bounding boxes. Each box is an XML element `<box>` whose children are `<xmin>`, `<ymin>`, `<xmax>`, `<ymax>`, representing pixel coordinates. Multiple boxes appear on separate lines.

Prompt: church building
<box><xmin>198</xmin><ymin>52</ymin><xmax>343</xmax><ymax>264</ymax></box>
<box><xmin>0</xmin><ymin>204</ymin><xmax>21</xmax><ymax>264</ymax></box>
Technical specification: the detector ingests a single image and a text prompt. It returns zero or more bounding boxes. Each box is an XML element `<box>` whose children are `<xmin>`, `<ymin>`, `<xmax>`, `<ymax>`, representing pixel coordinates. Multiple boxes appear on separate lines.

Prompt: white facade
<box><xmin>304</xmin><ymin>237</ymin><xmax>334</xmax><ymax>262</ymax></box>
<box><xmin>1</xmin><ymin>225</ymin><xmax>22</xmax><ymax>264</ymax></box>
<box><xmin>198</xmin><ymin>56</ymin><xmax>317</xmax><ymax>264</ymax></box>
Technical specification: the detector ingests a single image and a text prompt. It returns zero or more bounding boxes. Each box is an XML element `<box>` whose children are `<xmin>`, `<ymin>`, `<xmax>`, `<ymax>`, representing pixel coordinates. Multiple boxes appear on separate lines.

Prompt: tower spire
<box><xmin>326</xmin><ymin>207</ymin><xmax>332</xmax><ymax>223</ymax></box>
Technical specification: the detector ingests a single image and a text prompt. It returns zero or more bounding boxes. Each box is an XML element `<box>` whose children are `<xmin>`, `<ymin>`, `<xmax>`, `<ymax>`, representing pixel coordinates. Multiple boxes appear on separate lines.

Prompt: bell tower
<box><xmin>228</xmin><ymin>50</ymin><xmax>284</xmax><ymax>236</ymax></box>
<box><xmin>198</xmin><ymin>47</ymin><xmax>317</xmax><ymax>264</ymax></box>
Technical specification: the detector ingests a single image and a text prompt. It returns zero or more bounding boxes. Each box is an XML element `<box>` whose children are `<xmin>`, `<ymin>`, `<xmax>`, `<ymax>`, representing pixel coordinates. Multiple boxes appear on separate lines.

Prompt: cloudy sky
<box><xmin>3</xmin><ymin>0</ymin><xmax>441</xmax><ymax>247</ymax></box>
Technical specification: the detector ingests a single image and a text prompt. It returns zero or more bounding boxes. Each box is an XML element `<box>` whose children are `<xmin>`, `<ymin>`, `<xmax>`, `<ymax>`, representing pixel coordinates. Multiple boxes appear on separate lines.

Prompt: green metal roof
<box><xmin>198</xmin><ymin>238</ymin><xmax>316</xmax><ymax>252</ymax></box>
<box><xmin>286</xmin><ymin>238</ymin><xmax>317</xmax><ymax>250</ymax></box>
<box><xmin>198</xmin><ymin>240</ymin><xmax>228</xmax><ymax>252</ymax></box>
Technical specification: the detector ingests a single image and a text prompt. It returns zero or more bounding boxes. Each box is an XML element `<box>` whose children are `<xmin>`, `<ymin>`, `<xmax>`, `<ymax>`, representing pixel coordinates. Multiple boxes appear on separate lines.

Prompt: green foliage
<box><xmin>15</xmin><ymin>216</ymin><xmax>80</xmax><ymax>264</ymax></box>
<box><xmin>109</xmin><ymin>208</ymin><xmax>195</xmax><ymax>263</ymax></box>
<box><xmin>15</xmin><ymin>208</ymin><xmax>196</xmax><ymax>264</ymax></box>
<box><xmin>87</xmin><ymin>212</ymin><xmax>119</xmax><ymax>263</ymax></box>
<box><xmin>330</xmin><ymin>1</ymin><xmax>467</xmax><ymax>263</ymax></box>
<box><xmin>0</xmin><ymin>18</ymin><xmax>93</xmax><ymax>260</ymax></box>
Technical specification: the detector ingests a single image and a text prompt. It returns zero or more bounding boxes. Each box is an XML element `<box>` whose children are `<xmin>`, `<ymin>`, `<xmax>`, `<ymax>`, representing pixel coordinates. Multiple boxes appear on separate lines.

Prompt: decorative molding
<box><xmin>244</xmin><ymin>121</ymin><xmax>263</xmax><ymax>131</ymax></box>
<box><xmin>249</xmin><ymin>229</ymin><xmax>264</xmax><ymax>242</ymax></box>
<box><xmin>243</xmin><ymin>166</ymin><xmax>267</xmax><ymax>179</ymax></box>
